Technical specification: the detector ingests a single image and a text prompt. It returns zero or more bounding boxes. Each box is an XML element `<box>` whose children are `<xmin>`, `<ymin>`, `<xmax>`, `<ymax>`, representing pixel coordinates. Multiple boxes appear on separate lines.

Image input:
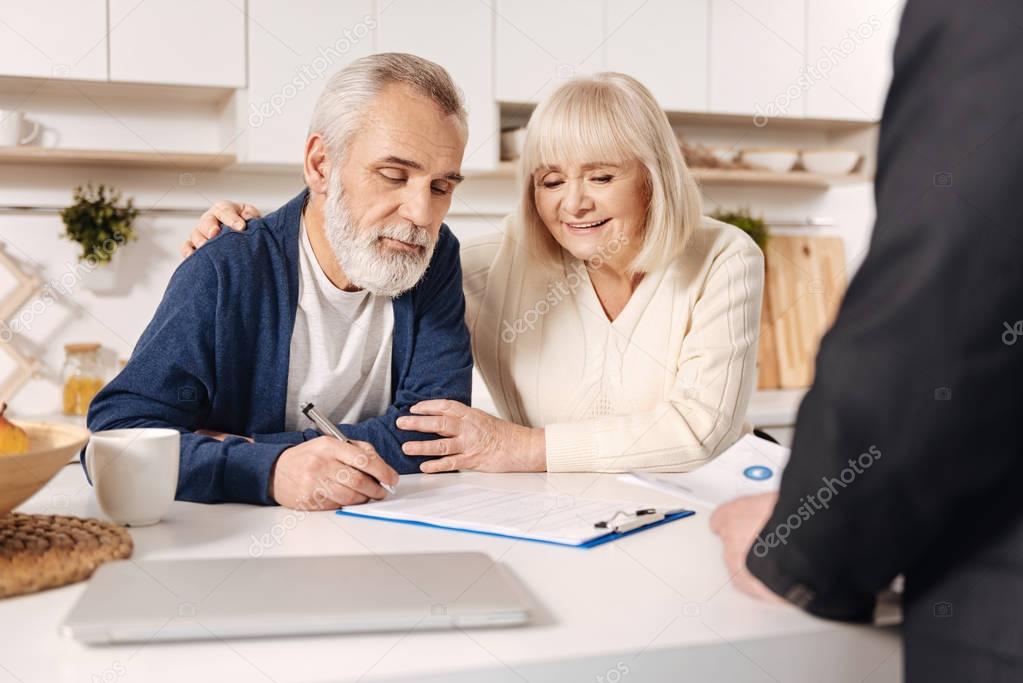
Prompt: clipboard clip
<box><xmin>594</xmin><ymin>508</ymin><xmax>665</xmax><ymax>534</ymax></box>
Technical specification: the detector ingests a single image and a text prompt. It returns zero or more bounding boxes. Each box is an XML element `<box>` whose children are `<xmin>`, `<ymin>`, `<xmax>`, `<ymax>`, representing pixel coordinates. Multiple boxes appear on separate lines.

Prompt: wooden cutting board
<box><xmin>756</xmin><ymin>282</ymin><xmax>780</xmax><ymax>389</ymax></box>
<box><xmin>764</xmin><ymin>235</ymin><xmax>848</xmax><ymax>388</ymax></box>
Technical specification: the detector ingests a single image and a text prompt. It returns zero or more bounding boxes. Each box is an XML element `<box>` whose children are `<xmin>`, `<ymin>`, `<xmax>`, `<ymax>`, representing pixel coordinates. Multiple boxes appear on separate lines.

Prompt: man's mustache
<box><xmin>375</xmin><ymin>223</ymin><xmax>432</xmax><ymax>249</ymax></box>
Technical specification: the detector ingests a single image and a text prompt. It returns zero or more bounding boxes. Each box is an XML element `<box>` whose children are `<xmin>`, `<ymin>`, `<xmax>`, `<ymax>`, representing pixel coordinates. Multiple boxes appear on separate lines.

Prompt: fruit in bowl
<box><xmin>0</xmin><ymin>406</ymin><xmax>90</xmax><ymax>515</ymax></box>
<box><xmin>0</xmin><ymin>404</ymin><xmax>29</xmax><ymax>455</ymax></box>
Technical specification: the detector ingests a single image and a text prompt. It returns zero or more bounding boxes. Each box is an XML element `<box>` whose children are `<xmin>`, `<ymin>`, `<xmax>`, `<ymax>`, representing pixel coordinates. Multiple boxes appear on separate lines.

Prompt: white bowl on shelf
<box><xmin>740</xmin><ymin>148</ymin><xmax>799</xmax><ymax>173</ymax></box>
<box><xmin>800</xmin><ymin>149</ymin><xmax>861</xmax><ymax>175</ymax></box>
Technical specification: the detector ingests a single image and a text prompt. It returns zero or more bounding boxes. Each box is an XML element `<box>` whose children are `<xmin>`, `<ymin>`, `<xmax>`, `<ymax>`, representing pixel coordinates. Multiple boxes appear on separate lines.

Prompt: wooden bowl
<box><xmin>0</xmin><ymin>422</ymin><xmax>90</xmax><ymax>516</ymax></box>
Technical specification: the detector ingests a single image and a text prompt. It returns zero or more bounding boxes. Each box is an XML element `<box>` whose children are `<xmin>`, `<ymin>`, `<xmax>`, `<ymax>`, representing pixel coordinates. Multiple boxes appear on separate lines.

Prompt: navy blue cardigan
<box><xmin>86</xmin><ymin>189</ymin><xmax>472</xmax><ymax>505</ymax></box>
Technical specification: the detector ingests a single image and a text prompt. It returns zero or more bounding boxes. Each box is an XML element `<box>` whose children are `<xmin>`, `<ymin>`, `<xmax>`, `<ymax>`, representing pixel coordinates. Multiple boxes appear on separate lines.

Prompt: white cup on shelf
<box><xmin>0</xmin><ymin>110</ymin><xmax>41</xmax><ymax>147</ymax></box>
<box><xmin>85</xmin><ymin>428</ymin><xmax>180</xmax><ymax>527</ymax></box>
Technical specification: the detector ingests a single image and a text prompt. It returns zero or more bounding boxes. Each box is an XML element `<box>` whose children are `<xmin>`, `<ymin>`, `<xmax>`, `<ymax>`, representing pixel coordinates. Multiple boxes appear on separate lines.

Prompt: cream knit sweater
<box><xmin>461</xmin><ymin>215</ymin><xmax>764</xmax><ymax>472</ymax></box>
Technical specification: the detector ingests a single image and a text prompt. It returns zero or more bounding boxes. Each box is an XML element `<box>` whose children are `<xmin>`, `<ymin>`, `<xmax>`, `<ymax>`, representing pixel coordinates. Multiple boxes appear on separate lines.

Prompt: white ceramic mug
<box><xmin>0</xmin><ymin>110</ymin><xmax>40</xmax><ymax>146</ymax></box>
<box><xmin>86</xmin><ymin>428</ymin><xmax>180</xmax><ymax>527</ymax></box>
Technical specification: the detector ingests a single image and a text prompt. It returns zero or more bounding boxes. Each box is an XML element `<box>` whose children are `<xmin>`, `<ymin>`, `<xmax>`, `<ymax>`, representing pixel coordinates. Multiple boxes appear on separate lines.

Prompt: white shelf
<box><xmin>0</xmin><ymin>147</ymin><xmax>236</xmax><ymax>171</ymax></box>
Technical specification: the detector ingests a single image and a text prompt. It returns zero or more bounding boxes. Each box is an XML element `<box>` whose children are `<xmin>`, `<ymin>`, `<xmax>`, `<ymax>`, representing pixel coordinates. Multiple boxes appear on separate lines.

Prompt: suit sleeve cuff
<box><xmin>746</xmin><ymin>538</ymin><xmax>876</xmax><ymax>622</ymax></box>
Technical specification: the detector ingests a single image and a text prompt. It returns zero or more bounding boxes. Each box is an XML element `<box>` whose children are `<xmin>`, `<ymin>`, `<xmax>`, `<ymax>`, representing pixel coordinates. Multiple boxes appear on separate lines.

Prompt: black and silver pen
<box><xmin>301</xmin><ymin>402</ymin><xmax>397</xmax><ymax>494</ymax></box>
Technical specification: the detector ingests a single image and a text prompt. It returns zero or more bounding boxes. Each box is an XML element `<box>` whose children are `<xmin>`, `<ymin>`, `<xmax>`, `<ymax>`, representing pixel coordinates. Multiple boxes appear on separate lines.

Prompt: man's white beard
<box><xmin>322</xmin><ymin>181</ymin><xmax>436</xmax><ymax>298</ymax></box>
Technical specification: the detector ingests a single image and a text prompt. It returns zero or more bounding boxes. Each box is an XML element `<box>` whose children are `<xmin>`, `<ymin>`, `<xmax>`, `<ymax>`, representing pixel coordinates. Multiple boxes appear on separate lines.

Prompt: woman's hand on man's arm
<box><xmin>180</xmin><ymin>200</ymin><xmax>262</xmax><ymax>258</ymax></box>
<box><xmin>397</xmin><ymin>400</ymin><xmax>547</xmax><ymax>473</ymax></box>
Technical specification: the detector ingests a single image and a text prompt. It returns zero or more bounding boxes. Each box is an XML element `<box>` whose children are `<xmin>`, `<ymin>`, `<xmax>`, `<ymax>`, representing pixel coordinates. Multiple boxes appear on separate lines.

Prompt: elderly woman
<box><xmin>183</xmin><ymin>73</ymin><xmax>763</xmax><ymax>475</ymax></box>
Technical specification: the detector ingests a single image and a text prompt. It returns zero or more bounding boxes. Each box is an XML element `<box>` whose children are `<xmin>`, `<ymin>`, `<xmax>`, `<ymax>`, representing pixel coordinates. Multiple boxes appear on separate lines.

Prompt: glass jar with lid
<box><xmin>61</xmin><ymin>343</ymin><xmax>107</xmax><ymax>416</ymax></box>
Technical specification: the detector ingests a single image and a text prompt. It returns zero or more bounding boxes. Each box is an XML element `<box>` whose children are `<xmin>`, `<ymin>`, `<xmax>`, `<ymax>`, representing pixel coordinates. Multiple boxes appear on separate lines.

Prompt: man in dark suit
<box><xmin>711</xmin><ymin>0</ymin><xmax>1023</xmax><ymax>680</ymax></box>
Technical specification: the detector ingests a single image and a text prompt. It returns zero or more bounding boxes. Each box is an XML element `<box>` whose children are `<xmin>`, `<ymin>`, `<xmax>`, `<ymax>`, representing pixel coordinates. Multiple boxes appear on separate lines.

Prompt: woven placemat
<box><xmin>0</xmin><ymin>513</ymin><xmax>133</xmax><ymax>599</ymax></box>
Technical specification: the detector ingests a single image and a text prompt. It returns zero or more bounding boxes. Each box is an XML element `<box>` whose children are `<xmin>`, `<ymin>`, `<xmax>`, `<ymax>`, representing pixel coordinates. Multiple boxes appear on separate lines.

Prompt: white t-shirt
<box><xmin>284</xmin><ymin>220</ymin><xmax>394</xmax><ymax>431</ymax></box>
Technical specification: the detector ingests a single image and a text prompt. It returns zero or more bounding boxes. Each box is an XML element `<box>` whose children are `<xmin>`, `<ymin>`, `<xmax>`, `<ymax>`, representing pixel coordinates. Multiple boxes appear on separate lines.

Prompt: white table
<box><xmin>2</xmin><ymin>464</ymin><xmax>902</xmax><ymax>683</ymax></box>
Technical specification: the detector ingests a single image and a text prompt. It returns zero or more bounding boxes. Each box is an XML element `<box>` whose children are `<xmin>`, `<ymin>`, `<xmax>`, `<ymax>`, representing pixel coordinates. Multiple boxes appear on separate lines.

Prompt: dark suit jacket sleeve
<box><xmin>746</xmin><ymin>0</ymin><xmax>1023</xmax><ymax>621</ymax></box>
<box><xmin>87</xmin><ymin>250</ymin><xmax>291</xmax><ymax>506</ymax></box>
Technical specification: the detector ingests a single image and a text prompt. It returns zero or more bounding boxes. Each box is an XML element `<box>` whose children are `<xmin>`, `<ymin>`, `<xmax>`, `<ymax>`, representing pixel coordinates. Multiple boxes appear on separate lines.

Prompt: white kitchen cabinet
<box><xmin>804</xmin><ymin>0</ymin><xmax>905</xmax><ymax>121</ymax></box>
<box><xmin>709</xmin><ymin>0</ymin><xmax>806</xmax><ymax>119</ymax></box>
<box><xmin>376</xmin><ymin>0</ymin><xmax>498</xmax><ymax>172</ymax></box>
<box><xmin>108</xmin><ymin>0</ymin><xmax>245</xmax><ymax>87</ymax></box>
<box><xmin>238</xmin><ymin>0</ymin><xmax>376</xmax><ymax>165</ymax></box>
<box><xmin>605</xmin><ymin>0</ymin><xmax>709</xmax><ymax>112</ymax></box>
<box><xmin>494</xmin><ymin>0</ymin><xmax>605</xmax><ymax>104</ymax></box>
<box><xmin>0</xmin><ymin>0</ymin><xmax>107</xmax><ymax>81</ymax></box>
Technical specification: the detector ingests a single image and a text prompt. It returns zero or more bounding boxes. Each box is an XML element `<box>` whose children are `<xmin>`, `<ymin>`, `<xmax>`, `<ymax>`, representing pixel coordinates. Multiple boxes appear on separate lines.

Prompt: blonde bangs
<box><xmin>523</xmin><ymin>84</ymin><xmax>636</xmax><ymax>176</ymax></box>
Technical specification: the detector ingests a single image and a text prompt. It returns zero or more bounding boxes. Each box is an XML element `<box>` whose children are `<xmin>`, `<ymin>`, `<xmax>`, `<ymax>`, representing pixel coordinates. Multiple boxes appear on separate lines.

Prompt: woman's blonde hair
<box><xmin>518</xmin><ymin>72</ymin><xmax>702</xmax><ymax>274</ymax></box>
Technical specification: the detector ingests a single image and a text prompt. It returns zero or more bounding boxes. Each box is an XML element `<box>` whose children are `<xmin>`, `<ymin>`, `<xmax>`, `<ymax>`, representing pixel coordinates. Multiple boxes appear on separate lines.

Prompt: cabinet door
<box><xmin>494</xmin><ymin>0</ymin><xmax>605</xmax><ymax>104</ymax></box>
<box><xmin>109</xmin><ymin>0</ymin><xmax>245</xmax><ymax>87</ymax></box>
<box><xmin>0</xmin><ymin>0</ymin><xmax>106</xmax><ymax>80</ymax></box>
<box><xmin>709</xmin><ymin>0</ymin><xmax>806</xmax><ymax>119</ymax></box>
<box><xmin>804</xmin><ymin>0</ymin><xmax>905</xmax><ymax>121</ymax></box>
<box><xmin>377</xmin><ymin>0</ymin><xmax>498</xmax><ymax>172</ymax></box>
<box><xmin>605</xmin><ymin>0</ymin><xmax>709</xmax><ymax>112</ymax></box>
<box><xmin>241</xmin><ymin>0</ymin><xmax>376</xmax><ymax>164</ymax></box>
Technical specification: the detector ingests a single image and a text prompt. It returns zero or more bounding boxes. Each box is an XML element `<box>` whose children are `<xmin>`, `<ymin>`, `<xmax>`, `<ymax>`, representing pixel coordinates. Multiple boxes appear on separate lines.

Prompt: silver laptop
<box><xmin>61</xmin><ymin>552</ymin><xmax>532</xmax><ymax>644</ymax></box>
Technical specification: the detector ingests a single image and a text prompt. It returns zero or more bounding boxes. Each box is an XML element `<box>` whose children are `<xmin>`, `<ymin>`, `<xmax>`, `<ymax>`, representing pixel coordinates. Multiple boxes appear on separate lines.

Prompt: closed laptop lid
<box><xmin>61</xmin><ymin>552</ymin><xmax>532</xmax><ymax>644</ymax></box>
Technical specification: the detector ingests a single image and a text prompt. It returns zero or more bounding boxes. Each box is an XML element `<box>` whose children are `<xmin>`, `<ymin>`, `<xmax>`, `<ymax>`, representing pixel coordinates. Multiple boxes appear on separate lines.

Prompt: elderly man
<box><xmin>87</xmin><ymin>53</ymin><xmax>473</xmax><ymax>510</ymax></box>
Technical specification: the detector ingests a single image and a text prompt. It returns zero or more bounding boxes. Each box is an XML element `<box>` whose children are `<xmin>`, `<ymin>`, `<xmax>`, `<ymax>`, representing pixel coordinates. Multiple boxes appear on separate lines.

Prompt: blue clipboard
<box><xmin>336</xmin><ymin>508</ymin><xmax>695</xmax><ymax>549</ymax></box>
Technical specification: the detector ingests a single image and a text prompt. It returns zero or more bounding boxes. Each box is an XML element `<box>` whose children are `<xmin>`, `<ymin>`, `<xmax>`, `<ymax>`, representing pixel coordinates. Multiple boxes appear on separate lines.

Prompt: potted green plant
<box><xmin>60</xmin><ymin>184</ymin><xmax>139</xmax><ymax>292</ymax></box>
<box><xmin>710</xmin><ymin>207</ymin><xmax>769</xmax><ymax>252</ymax></box>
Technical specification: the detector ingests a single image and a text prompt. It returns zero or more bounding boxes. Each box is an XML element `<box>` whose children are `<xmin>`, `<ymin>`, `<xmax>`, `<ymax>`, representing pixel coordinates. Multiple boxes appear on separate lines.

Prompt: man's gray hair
<box><xmin>309</xmin><ymin>52</ymin><xmax>467</xmax><ymax>158</ymax></box>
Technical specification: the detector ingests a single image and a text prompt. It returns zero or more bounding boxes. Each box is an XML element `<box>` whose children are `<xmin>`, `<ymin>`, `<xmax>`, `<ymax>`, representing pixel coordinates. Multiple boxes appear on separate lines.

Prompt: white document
<box><xmin>619</xmin><ymin>434</ymin><xmax>791</xmax><ymax>509</ymax></box>
<box><xmin>339</xmin><ymin>485</ymin><xmax>686</xmax><ymax>547</ymax></box>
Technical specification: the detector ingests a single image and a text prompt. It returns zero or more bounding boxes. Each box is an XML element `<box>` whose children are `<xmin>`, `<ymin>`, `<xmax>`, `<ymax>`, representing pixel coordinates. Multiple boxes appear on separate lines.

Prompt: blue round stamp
<box><xmin>743</xmin><ymin>465</ymin><xmax>773</xmax><ymax>481</ymax></box>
